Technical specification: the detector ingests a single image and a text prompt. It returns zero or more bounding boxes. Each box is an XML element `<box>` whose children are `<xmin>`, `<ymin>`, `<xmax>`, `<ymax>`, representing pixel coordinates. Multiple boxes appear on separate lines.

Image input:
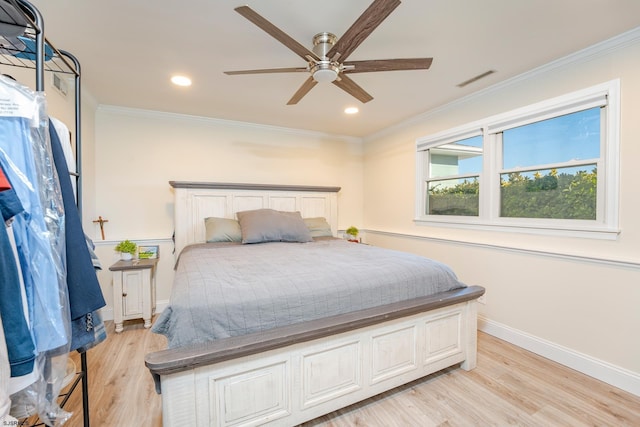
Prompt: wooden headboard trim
<box><xmin>170</xmin><ymin>181</ymin><xmax>341</xmax><ymax>193</ymax></box>
<box><xmin>171</xmin><ymin>182</ymin><xmax>340</xmax><ymax>256</ymax></box>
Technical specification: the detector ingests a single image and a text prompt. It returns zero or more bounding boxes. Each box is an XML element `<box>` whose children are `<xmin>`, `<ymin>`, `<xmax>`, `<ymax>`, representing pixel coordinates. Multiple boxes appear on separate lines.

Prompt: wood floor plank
<box><xmin>21</xmin><ymin>321</ymin><xmax>640</xmax><ymax>426</ymax></box>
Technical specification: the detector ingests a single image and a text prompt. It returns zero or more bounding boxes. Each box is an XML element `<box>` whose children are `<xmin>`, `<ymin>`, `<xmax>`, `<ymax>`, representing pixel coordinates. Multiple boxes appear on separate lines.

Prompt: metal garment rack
<box><xmin>1</xmin><ymin>0</ymin><xmax>89</xmax><ymax>425</ymax></box>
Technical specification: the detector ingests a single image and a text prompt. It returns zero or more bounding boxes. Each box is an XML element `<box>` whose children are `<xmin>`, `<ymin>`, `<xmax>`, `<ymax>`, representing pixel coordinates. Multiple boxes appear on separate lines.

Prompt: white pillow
<box><xmin>303</xmin><ymin>217</ymin><xmax>333</xmax><ymax>237</ymax></box>
<box><xmin>204</xmin><ymin>217</ymin><xmax>242</xmax><ymax>242</ymax></box>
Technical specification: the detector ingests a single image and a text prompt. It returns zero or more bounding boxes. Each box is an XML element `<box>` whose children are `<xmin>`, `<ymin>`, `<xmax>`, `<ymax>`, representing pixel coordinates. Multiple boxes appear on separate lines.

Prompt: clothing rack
<box><xmin>1</xmin><ymin>1</ymin><xmax>90</xmax><ymax>426</ymax></box>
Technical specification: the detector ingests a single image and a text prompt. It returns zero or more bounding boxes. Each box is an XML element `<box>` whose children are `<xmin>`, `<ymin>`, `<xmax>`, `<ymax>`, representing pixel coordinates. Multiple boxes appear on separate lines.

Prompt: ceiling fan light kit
<box><xmin>310</xmin><ymin>64</ymin><xmax>339</xmax><ymax>83</ymax></box>
<box><xmin>225</xmin><ymin>0</ymin><xmax>433</xmax><ymax>105</ymax></box>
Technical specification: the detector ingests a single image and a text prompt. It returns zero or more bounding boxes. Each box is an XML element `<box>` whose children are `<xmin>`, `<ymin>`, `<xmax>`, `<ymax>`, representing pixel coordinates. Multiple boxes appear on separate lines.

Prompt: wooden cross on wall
<box><xmin>93</xmin><ymin>216</ymin><xmax>109</xmax><ymax>240</ymax></box>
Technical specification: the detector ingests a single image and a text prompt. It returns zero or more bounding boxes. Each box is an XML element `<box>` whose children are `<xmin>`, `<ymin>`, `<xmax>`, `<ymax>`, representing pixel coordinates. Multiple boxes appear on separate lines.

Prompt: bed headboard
<box><xmin>170</xmin><ymin>181</ymin><xmax>340</xmax><ymax>255</ymax></box>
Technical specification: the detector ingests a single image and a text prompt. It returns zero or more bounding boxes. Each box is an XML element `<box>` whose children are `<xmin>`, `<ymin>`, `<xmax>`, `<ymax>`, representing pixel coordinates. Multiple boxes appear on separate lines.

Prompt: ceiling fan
<box><xmin>224</xmin><ymin>0</ymin><xmax>433</xmax><ymax>105</ymax></box>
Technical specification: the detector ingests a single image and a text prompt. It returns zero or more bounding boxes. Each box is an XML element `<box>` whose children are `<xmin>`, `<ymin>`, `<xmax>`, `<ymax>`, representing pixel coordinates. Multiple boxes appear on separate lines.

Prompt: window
<box><xmin>416</xmin><ymin>80</ymin><xmax>619</xmax><ymax>238</ymax></box>
<box><xmin>427</xmin><ymin>135</ymin><xmax>482</xmax><ymax>216</ymax></box>
<box><xmin>499</xmin><ymin>108</ymin><xmax>599</xmax><ymax>220</ymax></box>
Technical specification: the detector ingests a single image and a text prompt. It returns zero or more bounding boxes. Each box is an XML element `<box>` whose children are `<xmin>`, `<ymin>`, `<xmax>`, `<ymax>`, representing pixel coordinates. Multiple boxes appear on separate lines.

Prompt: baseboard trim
<box><xmin>478</xmin><ymin>316</ymin><xmax>640</xmax><ymax>397</ymax></box>
<box><xmin>155</xmin><ymin>300</ymin><xmax>169</xmax><ymax>315</ymax></box>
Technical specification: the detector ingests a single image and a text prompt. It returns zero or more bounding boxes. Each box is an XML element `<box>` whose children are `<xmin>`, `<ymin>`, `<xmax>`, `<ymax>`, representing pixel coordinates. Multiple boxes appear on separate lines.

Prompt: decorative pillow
<box><xmin>236</xmin><ymin>209</ymin><xmax>313</xmax><ymax>244</ymax></box>
<box><xmin>303</xmin><ymin>217</ymin><xmax>333</xmax><ymax>237</ymax></box>
<box><xmin>204</xmin><ymin>217</ymin><xmax>242</xmax><ymax>242</ymax></box>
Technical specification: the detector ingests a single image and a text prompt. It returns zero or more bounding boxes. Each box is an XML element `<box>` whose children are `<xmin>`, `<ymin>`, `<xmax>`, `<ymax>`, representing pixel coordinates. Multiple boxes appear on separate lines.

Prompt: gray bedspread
<box><xmin>152</xmin><ymin>238</ymin><xmax>466</xmax><ymax>349</ymax></box>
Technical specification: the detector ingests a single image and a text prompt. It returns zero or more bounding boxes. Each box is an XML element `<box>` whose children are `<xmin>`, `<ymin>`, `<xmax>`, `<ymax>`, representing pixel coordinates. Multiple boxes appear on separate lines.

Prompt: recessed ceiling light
<box><xmin>344</xmin><ymin>107</ymin><xmax>359</xmax><ymax>114</ymax></box>
<box><xmin>171</xmin><ymin>75</ymin><xmax>192</xmax><ymax>87</ymax></box>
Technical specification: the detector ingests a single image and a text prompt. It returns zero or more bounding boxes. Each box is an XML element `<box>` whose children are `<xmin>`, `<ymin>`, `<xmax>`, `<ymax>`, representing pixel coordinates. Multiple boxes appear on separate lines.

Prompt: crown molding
<box><xmin>96</xmin><ymin>105</ymin><xmax>362</xmax><ymax>144</ymax></box>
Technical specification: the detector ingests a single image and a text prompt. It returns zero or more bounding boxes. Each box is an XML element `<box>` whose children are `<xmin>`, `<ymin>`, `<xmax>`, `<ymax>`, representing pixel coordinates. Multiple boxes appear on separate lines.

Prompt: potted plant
<box><xmin>115</xmin><ymin>239</ymin><xmax>137</xmax><ymax>261</ymax></box>
<box><xmin>345</xmin><ymin>226</ymin><xmax>359</xmax><ymax>242</ymax></box>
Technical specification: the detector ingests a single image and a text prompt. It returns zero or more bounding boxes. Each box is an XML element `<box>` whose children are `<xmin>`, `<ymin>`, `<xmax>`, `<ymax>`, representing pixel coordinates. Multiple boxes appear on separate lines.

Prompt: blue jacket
<box><xmin>0</xmin><ymin>165</ymin><xmax>36</xmax><ymax>377</ymax></box>
<box><xmin>48</xmin><ymin>120</ymin><xmax>106</xmax><ymax>321</ymax></box>
<box><xmin>48</xmin><ymin>120</ymin><xmax>107</xmax><ymax>352</ymax></box>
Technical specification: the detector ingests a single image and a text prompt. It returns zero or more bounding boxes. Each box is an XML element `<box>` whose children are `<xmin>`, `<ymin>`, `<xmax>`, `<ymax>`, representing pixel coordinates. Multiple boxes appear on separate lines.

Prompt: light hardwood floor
<box><xmin>24</xmin><ymin>319</ymin><xmax>640</xmax><ymax>426</ymax></box>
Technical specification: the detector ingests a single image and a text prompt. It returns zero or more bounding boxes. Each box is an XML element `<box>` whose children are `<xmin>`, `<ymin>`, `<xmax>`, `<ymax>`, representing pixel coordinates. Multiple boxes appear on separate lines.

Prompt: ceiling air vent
<box><xmin>457</xmin><ymin>70</ymin><xmax>496</xmax><ymax>88</ymax></box>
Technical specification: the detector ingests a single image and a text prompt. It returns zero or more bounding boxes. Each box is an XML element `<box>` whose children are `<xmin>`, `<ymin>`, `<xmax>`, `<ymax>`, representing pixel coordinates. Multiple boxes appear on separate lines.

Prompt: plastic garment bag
<box><xmin>0</xmin><ymin>75</ymin><xmax>71</xmax><ymax>425</ymax></box>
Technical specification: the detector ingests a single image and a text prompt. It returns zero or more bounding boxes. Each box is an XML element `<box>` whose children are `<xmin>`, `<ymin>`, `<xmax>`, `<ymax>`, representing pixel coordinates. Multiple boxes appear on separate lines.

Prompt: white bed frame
<box><xmin>146</xmin><ymin>182</ymin><xmax>483</xmax><ymax>427</ymax></box>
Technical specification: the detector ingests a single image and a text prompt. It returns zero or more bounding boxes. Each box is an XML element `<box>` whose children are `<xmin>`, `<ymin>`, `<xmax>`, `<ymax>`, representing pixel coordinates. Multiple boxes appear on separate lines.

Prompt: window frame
<box><xmin>415</xmin><ymin>80</ymin><xmax>620</xmax><ymax>239</ymax></box>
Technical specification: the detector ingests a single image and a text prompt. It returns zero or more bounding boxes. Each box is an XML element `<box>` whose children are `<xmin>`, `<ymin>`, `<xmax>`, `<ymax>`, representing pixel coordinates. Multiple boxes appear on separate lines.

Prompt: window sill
<box><xmin>413</xmin><ymin>217</ymin><xmax>620</xmax><ymax>241</ymax></box>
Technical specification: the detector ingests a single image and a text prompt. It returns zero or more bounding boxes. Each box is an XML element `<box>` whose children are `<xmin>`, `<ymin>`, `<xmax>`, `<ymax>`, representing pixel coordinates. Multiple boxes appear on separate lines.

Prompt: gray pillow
<box><xmin>303</xmin><ymin>217</ymin><xmax>333</xmax><ymax>237</ymax></box>
<box><xmin>236</xmin><ymin>209</ymin><xmax>313</xmax><ymax>244</ymax></box>
<box><xmin>204</xmin><ymin>217</ymin><xmax>242</xmax><ymax>242</ymax></box>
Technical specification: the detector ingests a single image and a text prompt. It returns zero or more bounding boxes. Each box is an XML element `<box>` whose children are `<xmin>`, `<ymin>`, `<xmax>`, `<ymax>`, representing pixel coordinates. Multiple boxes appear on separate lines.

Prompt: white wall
<box><xmin>91</xmin><ymin>107</ymin><xmax>364</xmax><ymax>316</ymax></box>
<box><xmin>362</xmin><ymin>31</ymin><xmax>640</xmax><ymax>394</ymax></box>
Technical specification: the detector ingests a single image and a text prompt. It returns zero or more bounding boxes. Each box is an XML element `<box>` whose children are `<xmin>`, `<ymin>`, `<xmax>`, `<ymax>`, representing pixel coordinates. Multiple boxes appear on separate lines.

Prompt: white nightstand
<box><xmin>109</xmin><ymin>258</ymin><xmax>158</xmax><ymax>333</ymax></box>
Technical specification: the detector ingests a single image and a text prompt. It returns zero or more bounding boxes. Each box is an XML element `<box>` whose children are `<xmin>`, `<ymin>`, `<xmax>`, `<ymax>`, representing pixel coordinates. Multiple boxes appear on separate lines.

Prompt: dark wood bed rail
<box><xmin>145</xmin><ymin>285</ymin><xmax>485</xmax><ymax>388</ymax></box>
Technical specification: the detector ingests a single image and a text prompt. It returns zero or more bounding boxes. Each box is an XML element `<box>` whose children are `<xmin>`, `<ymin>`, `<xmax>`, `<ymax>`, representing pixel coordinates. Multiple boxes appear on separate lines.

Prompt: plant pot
<box><xmin>120</xmin><ymin>252</ymin><xmax>133</xmax><ymax>261</ymax></box>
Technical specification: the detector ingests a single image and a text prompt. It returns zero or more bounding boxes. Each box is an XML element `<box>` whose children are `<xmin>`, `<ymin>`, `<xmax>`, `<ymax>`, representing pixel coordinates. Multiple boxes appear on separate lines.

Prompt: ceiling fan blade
<box><xmin>287</xmin><ymin>77</ymin><xmax>318</xmax><ymax>105</ymax></box>
<box><xmin>225</xmin><ymin>67</ymin><xmax>307</xmax><ymax>75</ymax></box>
<box><xmin>327</xmin><ymin>0</ymin><xmax>401</xmax><ymax>62</ymax></box>
<box><xmin>332</xmin><ymin>74</ymin><xmax>373</xmax><ymax>103</ymax></box>
<box><xmin>343</xmin><ymin>58</ymin><xmax>433</xmax><ymax>73</ymax></box>
<box><xmin>235</xmin><ymin>6</ymin><xmax>320</xmax><ymax>62</ymax></box>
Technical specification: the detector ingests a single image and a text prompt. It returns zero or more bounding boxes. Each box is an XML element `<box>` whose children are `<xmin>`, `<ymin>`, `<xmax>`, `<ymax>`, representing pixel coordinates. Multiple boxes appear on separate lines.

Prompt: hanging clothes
<box><xmin>0</xmin><ymin>75</ymin><xmax>68</xmax><ymax>354</ymax></box>
<box><xmin>1</xmin><ymin>164</ymin><xmax>40</xmax><ymax>394</ymax></box>
<box><xmin>48</xmin><ymin>119</ymin><xmax>105</xmax><ymax>319</ymax></box>
<box><xmin>0</xmin><ymin>313</ymin><xmax>18</xmax><ymax>426</ymax></box>
<box><xmin>50</xmin><ymin>117</ymin><xmax>76</xmax><ymax>200</ymax></box>
<box><xmin>75</xmin><ymin>235</ymin><xmax>107</xmax><ymax>352</ymax></box>
<box><xmin>0</xmin><ymin>165</ymin><xmax>36</xmax><ymax>377</ymax></box>
<box><xmin>48</xmin><ymin>118</ymin><xmax>106</xmax><ymax>351</ymax></box>
<box><xmin>0</xmin><ymin>163</ymin><xmax>22</xmax><ymax>221</ymax></box>
<box><xmin>0</xmin><ymin>166</ymin><xmax>8</xmax><ymax>189</ymax></box>
<box><xmin>3</xmin><ymin>221</ymin><xmax>39</xmax><ymax>396</ymax></box>
<box><xmin>0</xmin><ymin>74</ymin><xmax>72</xmax><ymax>424</ymax></box>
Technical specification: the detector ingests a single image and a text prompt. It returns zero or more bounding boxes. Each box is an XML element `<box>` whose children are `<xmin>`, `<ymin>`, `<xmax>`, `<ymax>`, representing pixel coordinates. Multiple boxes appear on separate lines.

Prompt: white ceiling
<box><xmin>29</xmin><ymin>0</ymin><xmax>640</xmax><ymax>138</ymax></box>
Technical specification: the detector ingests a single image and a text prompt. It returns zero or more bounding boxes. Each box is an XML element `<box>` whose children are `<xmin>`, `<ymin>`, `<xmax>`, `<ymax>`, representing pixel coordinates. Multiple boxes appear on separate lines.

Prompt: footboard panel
<box><xmin>155</xmin><ymin>296</ymin><xmax>479</xmax><ymax>427</ymax></box>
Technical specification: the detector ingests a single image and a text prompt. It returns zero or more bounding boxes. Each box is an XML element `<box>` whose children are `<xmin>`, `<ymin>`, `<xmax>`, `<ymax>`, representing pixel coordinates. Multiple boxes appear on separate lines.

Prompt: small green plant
<box><xmin>115</xmin><ymin>239</ymin><xmax>137</xmax><ymax>254</ymax></box>
<box><xmin>345</xmin><ymin>226</ymin><xmax>359</xmax><ymax>238</ymax></box>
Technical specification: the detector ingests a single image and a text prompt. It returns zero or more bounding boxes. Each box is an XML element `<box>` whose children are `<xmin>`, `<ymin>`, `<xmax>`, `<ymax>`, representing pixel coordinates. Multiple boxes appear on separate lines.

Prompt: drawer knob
<box><xmin>122</xmin><ymin>292</ymin><xmax>127</xmax><ymax>297</ymax></box>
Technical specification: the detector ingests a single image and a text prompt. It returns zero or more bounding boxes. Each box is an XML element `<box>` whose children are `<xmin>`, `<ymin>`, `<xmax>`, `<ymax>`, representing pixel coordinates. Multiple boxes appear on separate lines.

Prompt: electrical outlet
<box><xmin>477</xmin><ymin>294</ymin><xmax>487</xmax><ymax>305</ymax></box>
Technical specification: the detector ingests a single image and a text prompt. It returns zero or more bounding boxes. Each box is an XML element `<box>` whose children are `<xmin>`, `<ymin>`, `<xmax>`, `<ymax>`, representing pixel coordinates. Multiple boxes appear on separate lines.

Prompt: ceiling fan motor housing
<box><xmin>310</xmin><ymin>32</ymin><xmax>340</xmax><ymax>82</ymax></box>
<box><xmin>312</xmin><ymin>32</ymin><xmax>337</xmax><ymax>58</ymax></box>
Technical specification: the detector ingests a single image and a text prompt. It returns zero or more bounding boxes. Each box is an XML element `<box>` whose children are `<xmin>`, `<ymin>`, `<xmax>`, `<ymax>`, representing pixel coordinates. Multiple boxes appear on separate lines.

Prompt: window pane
<box><xmin>430</xmin><ymin>135</ymin><xmax>483</xmax><ymax>178</ymax></box>
<box><xmin>503</xmin><ymin>108</ymin><xmax>600</xmax><ymax>169</ymax></box>
<box><xmin>500</xmin><ymin>165</ymin><xmax>597</xmax><ymax>219</ymax></box>
<box><xmin>428</xmin><ymin>178</ymin><xmax>479</xmax><ymax>216</ymax></box>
